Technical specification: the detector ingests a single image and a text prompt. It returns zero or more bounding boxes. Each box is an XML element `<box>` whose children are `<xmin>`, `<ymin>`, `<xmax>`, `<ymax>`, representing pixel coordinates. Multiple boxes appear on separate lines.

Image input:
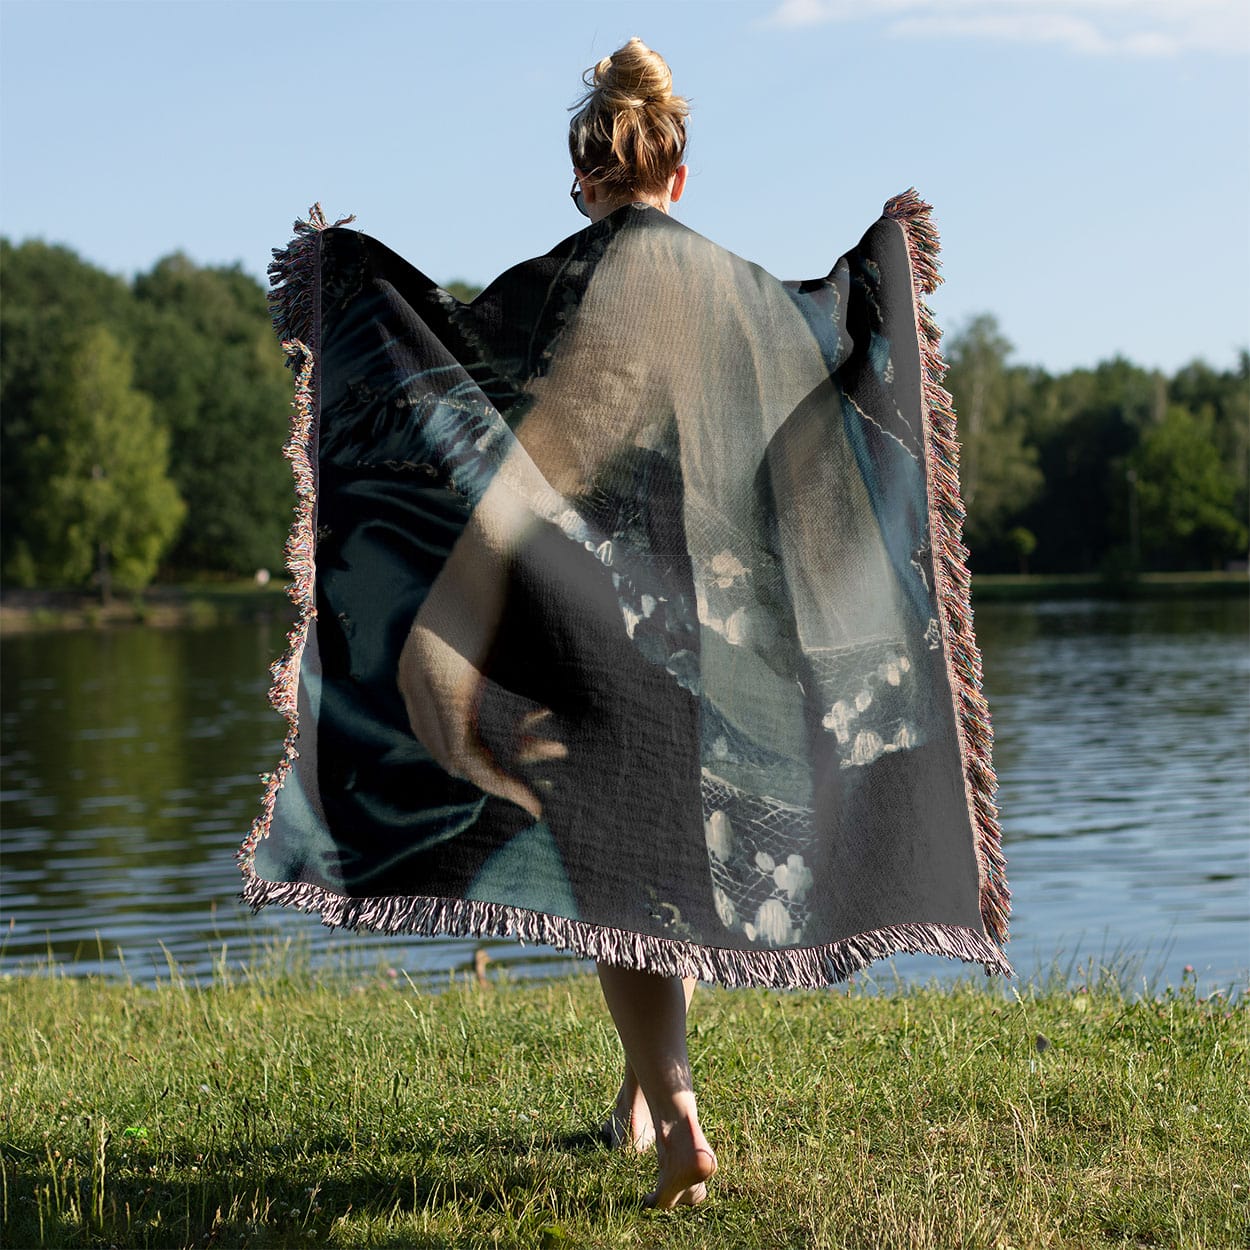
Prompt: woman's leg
<box><xmin>602</xmin><ymin>976</ymin><xmax>697</xmax><ymax>1150</ymax></box>
<box><xmin>595</xmin><ymin>963</ymin><xmax>717</xmax><ymax>1208</ymax></box>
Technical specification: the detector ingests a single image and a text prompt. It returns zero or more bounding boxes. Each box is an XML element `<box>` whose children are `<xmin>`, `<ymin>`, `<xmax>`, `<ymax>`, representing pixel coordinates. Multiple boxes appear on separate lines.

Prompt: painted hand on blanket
<box><xmin>396</xmin><ymin>501</ymin><xmax>568</xmax><ymax>821</ymax></box>
<box><xmin>396</xmin><ymin>623</ymin><xmax>552</xmax><ymax>819</ymax></box>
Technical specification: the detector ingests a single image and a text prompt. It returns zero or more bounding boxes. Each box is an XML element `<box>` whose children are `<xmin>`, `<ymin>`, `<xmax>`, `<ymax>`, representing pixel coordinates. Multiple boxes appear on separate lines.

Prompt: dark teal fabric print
<box><xmin>241</xmin><ymin>195</ymin><xmax>1011</xmax><ymax>988</ymax></box>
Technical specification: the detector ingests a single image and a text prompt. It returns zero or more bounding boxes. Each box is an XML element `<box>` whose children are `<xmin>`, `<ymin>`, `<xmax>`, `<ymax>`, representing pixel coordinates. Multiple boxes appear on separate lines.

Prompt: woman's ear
<box><xmin>669</xmin><ymin>164</ymin><xmax>689</xmax><ymax>203</ymax></box>
<box><xmin>575</xmin><ymin>168</ymin><xmax>599</xmax><ymax>206</ymax></box>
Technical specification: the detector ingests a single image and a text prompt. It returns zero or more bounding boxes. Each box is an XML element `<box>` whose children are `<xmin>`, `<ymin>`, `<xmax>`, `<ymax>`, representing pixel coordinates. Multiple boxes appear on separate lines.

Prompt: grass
<box><xmin>1</xmin><ymin>958</ymin><xmax>1246</xmax><ymax>1250</ymax></box>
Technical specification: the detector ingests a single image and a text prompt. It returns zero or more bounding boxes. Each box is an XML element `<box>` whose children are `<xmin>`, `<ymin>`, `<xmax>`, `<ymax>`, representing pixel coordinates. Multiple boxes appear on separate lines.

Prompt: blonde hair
<box><xmin>568</xmin><ymin>37</ymin><xmax>689</xmax><ymax>198</ymax></box>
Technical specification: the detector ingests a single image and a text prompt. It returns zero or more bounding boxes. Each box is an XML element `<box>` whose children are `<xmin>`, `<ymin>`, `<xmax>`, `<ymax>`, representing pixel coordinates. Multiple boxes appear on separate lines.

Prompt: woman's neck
<box><xmin>587</xmin><ymin>191</ymin><xmax>669</xmax><ymax>224</ymax></box>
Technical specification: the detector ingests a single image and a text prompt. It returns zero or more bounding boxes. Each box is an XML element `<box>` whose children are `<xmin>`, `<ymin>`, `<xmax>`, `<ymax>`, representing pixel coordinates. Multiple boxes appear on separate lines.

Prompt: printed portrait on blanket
<box><xmin>242</xmin><ymin>196</ymin><xmax>1010</xmax><ymax>985</ymax></box>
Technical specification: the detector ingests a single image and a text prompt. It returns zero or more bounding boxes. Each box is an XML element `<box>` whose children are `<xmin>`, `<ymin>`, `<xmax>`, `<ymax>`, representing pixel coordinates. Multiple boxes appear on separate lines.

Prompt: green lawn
<box><xmin>2</xmin><ymin>961</ymin><xmax>1246</xmax><ymax>1249</ymax></box>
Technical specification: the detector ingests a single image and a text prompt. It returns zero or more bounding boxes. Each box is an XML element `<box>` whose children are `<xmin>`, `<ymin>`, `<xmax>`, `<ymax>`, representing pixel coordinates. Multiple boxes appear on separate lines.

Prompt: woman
<box><xmin>243</xmin><ymin>34</ymin><xmax>1010</xmax><ymax>1217</ymax></box>
<box><xmin>398</xmin><ymin>38</ymin><xmax>718</xmax><ymax>1208</ymax></box>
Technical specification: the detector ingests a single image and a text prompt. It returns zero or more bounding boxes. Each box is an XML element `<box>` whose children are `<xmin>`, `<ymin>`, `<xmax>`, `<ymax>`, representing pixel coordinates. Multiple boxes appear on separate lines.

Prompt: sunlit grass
<box><xmin>2</xmin><ymin>955</ymin><xmax>1246</xmax><ymax>1249</ymax></box>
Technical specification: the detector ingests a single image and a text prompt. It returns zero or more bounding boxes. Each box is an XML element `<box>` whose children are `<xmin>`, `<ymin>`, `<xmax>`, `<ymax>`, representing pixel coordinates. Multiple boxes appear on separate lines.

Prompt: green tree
<box><xmin>1169</xmin><ymin>353</ymin><xmax>1250</xmax><ymax>541</ymax></box>
<box><xmin>1019</xmin><ymin>357</ymin><xmax>1162</xmax><ymax>573</ymax></box>
<box><xmin>23</xmin><ymin>327</ymin><xmax>185</xmax><ymax>596</ymax></box>
<box><xmin>943</xmin><ymin>315</ymin><xmax>1043</xmax><ymax>566</ymax></box>
<box><xmin>131</xmin><ymin>255</ymin><xmax>293</xmax><ymax>574</ymax></box>
<box><xmin>444</xmin><ymin>279</ymin><xmax>483</xmax><ymax>303</ymax></box>
<box><xmin>1006</xmin><ymin>526</ymin><xmax>1037</xmax><ymax>574</ymax></box>
<box><xmin>1</xmin><ymin>239</ymin><xmax>139</xmax><ymax>581</ymax></box>
<box><xmin>1128</xmin><ymin>405</ymin><xmax>1247</xmax><ymax>570</ymax></box>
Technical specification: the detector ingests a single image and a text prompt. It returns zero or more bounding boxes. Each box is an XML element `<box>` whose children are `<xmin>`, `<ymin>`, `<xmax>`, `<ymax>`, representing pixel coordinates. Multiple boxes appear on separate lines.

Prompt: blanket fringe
<box><xmin>266</xmin><ymin>203</ymin><xmax>355</xmax><ymax>354</ymax></box>
<box><xmin>241</xmin><ymin>872</ymin><xmax>1013</xmax><ymax>988</ymax></box>
<box><xmin>883</xmin><ymin>188</ymin><xmax>1011</xmax><ymax>947</ymax></box>
<box><xmin>239</xmin><ymin>205</ymin><xmax>348</xmax><ymax>873</ymax></box>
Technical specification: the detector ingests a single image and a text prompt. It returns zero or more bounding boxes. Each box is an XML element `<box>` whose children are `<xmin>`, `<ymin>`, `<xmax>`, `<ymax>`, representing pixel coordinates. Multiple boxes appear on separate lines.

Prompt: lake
<box><xmin>2</xmin><ymin>596</ymin><xmax>1246</xmax><ymax>995</ymax></box>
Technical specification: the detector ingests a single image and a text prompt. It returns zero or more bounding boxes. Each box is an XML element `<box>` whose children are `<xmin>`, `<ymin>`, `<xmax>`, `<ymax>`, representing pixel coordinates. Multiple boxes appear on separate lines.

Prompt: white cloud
<box><xmin>765</xmin><ymin>0</ymin><xmax>1250</xmax><ymax>57</ymax></box>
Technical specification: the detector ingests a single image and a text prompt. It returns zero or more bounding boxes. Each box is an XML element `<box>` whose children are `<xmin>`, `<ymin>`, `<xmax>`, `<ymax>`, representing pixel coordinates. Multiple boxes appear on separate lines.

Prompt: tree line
<box><xmin>1</xmin><ymin>238</ymin><xmax>1245</xmax><ymax>596</ymax></box>
<box><xmin>944</xmin><ymin>315</ymin><xmax>1247</xmax><ymax>576</ymax></box>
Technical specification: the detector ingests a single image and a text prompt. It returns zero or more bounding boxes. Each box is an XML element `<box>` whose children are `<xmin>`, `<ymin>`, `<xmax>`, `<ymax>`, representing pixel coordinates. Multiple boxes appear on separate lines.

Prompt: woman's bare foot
<box><xmin>644</xmin><ymin>1115</ymin><xmax>717</xmax><ymax>1209</ymax></box>
<box><xmin>593</xmin><ymin>966</ymin><xmax>710</xmax><ymax>1206</ymax></box>
<box><xmin>601</xmin><ymin>1074</ymin><xmax>655</xmax><ymax>1151</ymax></box>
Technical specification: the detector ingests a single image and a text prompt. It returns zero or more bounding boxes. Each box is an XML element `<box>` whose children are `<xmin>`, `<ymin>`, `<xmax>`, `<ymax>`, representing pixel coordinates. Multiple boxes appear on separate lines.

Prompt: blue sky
<box><xmin>2</xmin><ymin>0</ymin><xmax>1247</xmax><ymax>374</ymax></box>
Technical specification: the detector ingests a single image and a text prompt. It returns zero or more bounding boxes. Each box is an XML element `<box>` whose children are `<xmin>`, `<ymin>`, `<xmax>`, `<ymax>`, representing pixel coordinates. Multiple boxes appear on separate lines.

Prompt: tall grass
<box><xmin>2</xmin><ymin>952</ymin><xmax>1245</xmax><ymax>1249</ymax></box>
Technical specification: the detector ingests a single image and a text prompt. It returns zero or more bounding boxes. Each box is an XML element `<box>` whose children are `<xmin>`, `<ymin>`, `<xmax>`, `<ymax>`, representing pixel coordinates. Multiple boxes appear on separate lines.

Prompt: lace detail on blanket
<box><xmin>702</xmin><ymin>772</ymin><xmax>817</xmax><ymax>948</ymax></box>
<box><xmin>685</xmin><ymin>507</ymin><xmax>789</xmax><ymax>657</ymax></box>
<box><xmin>808</xmin><ymin>639</ymin><xmax>926</xmax><ymax>768</ymax></box>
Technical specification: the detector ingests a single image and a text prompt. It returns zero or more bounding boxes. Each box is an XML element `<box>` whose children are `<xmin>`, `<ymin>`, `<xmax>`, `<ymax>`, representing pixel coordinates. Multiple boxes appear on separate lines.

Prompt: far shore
<box><xmin>0</xmin><ymin>569</ymin><xmax>1246</xmax><ymax>635</ymax></box>
<box><xmin>0</xmin><ymin>580</ymin><xmax>293</xmax><ymax>635</ymax></box>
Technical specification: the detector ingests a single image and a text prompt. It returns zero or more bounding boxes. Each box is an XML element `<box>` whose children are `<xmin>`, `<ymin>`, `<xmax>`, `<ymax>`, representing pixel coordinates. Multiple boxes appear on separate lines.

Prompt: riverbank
<box><xmin>1</xmin><ymin>570</ymin><xmax>1246</xmax><ymax>634</ymax></box>
<box><xmin>968</xmin><ymin>569</ymin><xmax>1249</xmax><ymax>602</ymax></box>
<box><xmin>0</xmin><ymin>582</ymin><xmax>292</xmax><ymax>635</ymax></box>
<box><xmin>2</xmin><ymin>968</ymin><xmax>1244</xmax><ymax>1249</ymax></box>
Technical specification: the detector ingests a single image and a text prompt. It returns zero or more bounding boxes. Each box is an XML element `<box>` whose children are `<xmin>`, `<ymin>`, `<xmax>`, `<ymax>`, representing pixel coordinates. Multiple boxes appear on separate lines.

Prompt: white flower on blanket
<box><xmin>754</xmin><ymin>897</ymin><xmax>795</xmax><ymax>945</ymax></box>
<box><xmin>754</xmin><ymin>851</ymin><xmax>811</xmax><ymax>899</ymax></box>
<box><xmin>773</xmin><ymin>853</ymin><xmax>812</xmax><ymax>901</ymax></box>
<box><xmin>711</xmin><ymin>550</ymin><xmax>749</xmax><ymax>587</ymax></box>
<box><xmin>705</xmin><ymin>809</ymin><xmax>734</xmax><ymax>862</ymax></box>
<box><xmin>821</xmin><ymin>649</ymin><xmax>920</xmax><ymax>765</ymax></box>
<box><xmin>713</xmin><ymin>885</ymin><xmax>737</xmax><ymax>928</ymax></box>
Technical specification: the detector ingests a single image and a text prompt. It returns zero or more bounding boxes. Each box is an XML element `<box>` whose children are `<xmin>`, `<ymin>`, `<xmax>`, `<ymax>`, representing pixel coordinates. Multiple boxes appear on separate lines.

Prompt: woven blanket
<box><xmin>238</xmin><ymin>192</ymin><xmax>1012</xmax><ymax>987</ymax></box>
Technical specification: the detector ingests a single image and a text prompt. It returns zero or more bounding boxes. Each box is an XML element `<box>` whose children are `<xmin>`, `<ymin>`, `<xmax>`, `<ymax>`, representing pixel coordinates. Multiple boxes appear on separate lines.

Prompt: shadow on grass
<box><xmin>5</xmin><ymin>1127</ymin><xmax>640</xmax><ymax>1250</ymax></box>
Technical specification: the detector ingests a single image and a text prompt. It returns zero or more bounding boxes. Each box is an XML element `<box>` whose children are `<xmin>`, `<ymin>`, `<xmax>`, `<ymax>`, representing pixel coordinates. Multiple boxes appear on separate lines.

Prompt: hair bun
<box><xmin>569</xmin><ymin>38</ymin><xmax>689</xmax><ymax>197</ymax></box>
<box><xmin>594</xmin><ymin>36</ymin><xmax>674</xmax><ymax>110</ymax></box>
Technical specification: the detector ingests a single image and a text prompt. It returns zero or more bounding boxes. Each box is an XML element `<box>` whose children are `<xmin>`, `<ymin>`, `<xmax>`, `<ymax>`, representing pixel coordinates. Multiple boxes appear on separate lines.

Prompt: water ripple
<box><xmin>2</xmin><ymin>598</ymin><xmax>1246</xmax><ymax>992</ymax></box>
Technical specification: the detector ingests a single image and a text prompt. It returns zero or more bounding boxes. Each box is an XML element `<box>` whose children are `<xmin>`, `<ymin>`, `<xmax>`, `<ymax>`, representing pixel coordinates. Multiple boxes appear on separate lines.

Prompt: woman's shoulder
<box><xmin>607</xmin><ymin>204</ymin><xmax>782</xmax><ymax>292</ymax></box>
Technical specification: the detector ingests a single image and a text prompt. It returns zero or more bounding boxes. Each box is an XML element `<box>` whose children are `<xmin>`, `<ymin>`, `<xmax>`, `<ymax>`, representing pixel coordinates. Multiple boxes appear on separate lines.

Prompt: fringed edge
<box><xmin>236</xmin><ymin>341</ymin><xmax>317</xmax><ymax>873</ymax></box>
<box><xmin>240</xmin><ymin>872</ymin><xmax>1014</xmax><ymax>988</ymax></box>
<box><xmin>239</xmin><ymin>205</ymin><xmax>351</xmax><ymax>875</ymax></box>
<box><xmin>883</xmin><ymin>188</ymin><xmax>1011</xmax><ymax>948</ymax></box>
<box><xmin>266</xmin><ymin>203</ymin><xmax>355</xmax><ymax>362</ymax></box>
